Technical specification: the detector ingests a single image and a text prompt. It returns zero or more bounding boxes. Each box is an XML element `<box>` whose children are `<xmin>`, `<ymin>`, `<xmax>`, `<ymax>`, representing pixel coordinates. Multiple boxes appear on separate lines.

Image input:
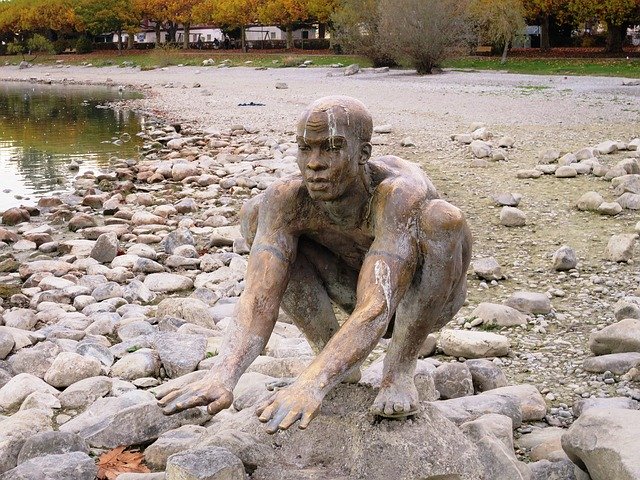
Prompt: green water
<box><xmin>0</xmin><ymin>82</ymin><xmax>145</xmax><ymax>210</ymax></box>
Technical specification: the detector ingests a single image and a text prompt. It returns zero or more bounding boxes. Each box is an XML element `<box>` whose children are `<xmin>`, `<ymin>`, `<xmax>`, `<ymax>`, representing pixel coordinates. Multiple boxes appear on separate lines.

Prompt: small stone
<box><xmin>44</xmin><ymin>352</ymin><xmax>102</xmax><ymax>388</ymax></box>
<box><xmin>439</xmin><ymin>330</ymin><xmax>510</xmax><ymax>358</ymax></box>
<box><xmin>472</xmin><ymin>257</ymin><xmax>503</xmax><ymax>281</ymax></box>
<box><xmin>605</xmin><ymin>234</ymin><xmax>637</xmax><ymax>262</ymax></box>
<box><xmin>505</xmin><ymin>291</ymin><xmax>551</xmax><ymax>315</ymax></box>
<box><xmin>555</xmin><ymin>166</ymin><xmax>577</xmax><ymax>178</ymax></box>
<box><xmin>166</xmin><ymin>447</ymin><xmax>245</xmax><ymax>480</ymax></box>
<box><xmin>538</xmin><ymin>149</ymin><xmax>560</xmax><ymax>164</ymax></box>
<box><xmin>470</xmin><ymin>140</ymin><xmax>491</xmax><ymax>158</ymax></box>
<box><xmin>576</xmin><ymin>191</ymin><xmax>604</xmax><ymax>211</ymax></box>
<box><xmin>434</xmin><ymin>362</ymin><xmax>474</xmax><ymax>399</ymax></box>
<box><xmin>499</xmin><ymin>206</ymin><xmax>526</xmax><ymax>227</ymax></box>
<box><xmin>90</xmin><ymin>232</ymin><xmax>118</xmax><ymax>263</ymax></box>
<box><xmin>552</xmin><ymin>246</ymin><xmax>577</xmax><ymax>271</ymax></box>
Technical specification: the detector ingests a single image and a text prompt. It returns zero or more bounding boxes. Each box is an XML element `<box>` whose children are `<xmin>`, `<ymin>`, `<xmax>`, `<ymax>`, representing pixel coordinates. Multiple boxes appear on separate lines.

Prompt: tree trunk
<box><xmin>155</xmin><ymin>23</ymin><xmax>161</xmax><ymax>46</ymax></box>
<box><xmin>605</xmin><ymin>20</ymin><xmax>625</xmax><ymax>53</ymax></box>
<box><xmin>183</xmin><ymin>22</ymin><xmax>190</xmax><ymax>50</ymax></box>
<box><xmin>167</xmin><ymin>22</ymin><xmax>177</xmax><ymax>43</ymax></box>
<box><xmin>241</xmin><ymin>26</ymin><xmax>247</xmax><ymax>52</ymax></box>
<box><xmin>541</xmin><ymin>13</ymin><xmax>550</xmax><ymax>51</ymax></box>
<box><xmin>127</xmin><ymin>32</ymin><xmax>134</xmax><ymax>50</ymax></box>
<box><xmin>500</xmin><ymin>41</ymin><xmax>509</xmax><ymax>64</ymax></box>
<box><xmin>117</xmin><ymin>30</ymin><xmax>123</xmax><ymax>55</ymax></box>
<box><xmin>286</xmin><ymin>26</ymin><xmax>293</xmax><ymax>50</ymax></box>
<box><xmin>318</xmin><ymin>23</ymin><xmax>326</xmax><ymax>39</ymax></box>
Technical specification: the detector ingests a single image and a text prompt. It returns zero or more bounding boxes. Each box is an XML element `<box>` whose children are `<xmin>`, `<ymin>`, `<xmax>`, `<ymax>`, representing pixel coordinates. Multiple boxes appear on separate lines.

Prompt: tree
<box><xmin>7</xmin><ymin>33</ymin><xmax>54</xmax><ymax>61</ymax></box>
<box><xmin>523</xmin><ymin>0</ymin><xmax>567</xmax><ymax>50</ymax></box>
<box><xmin>0</xmin><ymin>0</ymin><xmax>78</xmax><ymax>40</ymax></box>
<box><xmin>332</xmin><ymin>0</ymin><xmax>397</xmax><ymax>67</ymax></box>
<box><xmin>380</xmin><ymin>0</ymin><xmax>473</xmax><ymax>74</ymax></box>
<box><xmin>257</xmin><ymin>0</ymin><xmax>309</xmax><ymax>49</ymax></box>
<box><xmin>306</xmin><ymin>0</ymin><xmax>339</xmax><ymax>38</ymax></box>
<box><xmin>470</xmin><ymin>0</ymin><xmax>526</xmax><ymax>63</ymax></box>
<box><xmin>74</xmin><ymin>0</ymin><xmax>141</xmax><ymax>52</ymax></box>
<box><xmin>195</xmin><ymin>0</ymin><xmax>259</xmax><ymax>52</ymax></box>
<box><xmin>569</xmin><ymin>0</ymin><xmax>640</xmax><ymax>53</ymax></box>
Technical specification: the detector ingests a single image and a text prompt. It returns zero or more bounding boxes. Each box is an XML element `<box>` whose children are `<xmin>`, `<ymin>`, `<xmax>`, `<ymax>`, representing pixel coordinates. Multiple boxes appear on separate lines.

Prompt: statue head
<box><xmin>296</xmin><ymin>96</ymin><xmax>373</xmax><ymax>201</ymax></box>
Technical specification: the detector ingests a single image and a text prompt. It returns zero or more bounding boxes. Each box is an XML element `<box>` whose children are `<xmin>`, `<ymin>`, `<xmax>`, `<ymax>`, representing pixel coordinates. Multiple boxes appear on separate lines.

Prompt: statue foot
<box><xmin>369</xmin><ymin>374</ymin><xmax>419</xmax><ymax>418</ymax></box>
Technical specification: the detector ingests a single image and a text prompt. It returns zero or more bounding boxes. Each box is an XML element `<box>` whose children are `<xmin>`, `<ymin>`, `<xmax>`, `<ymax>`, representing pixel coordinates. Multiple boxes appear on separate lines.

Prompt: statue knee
<box><xmin>422</xmin><ymin>199</ymin><xmax>466</xmax><ymax>235</ymax></box>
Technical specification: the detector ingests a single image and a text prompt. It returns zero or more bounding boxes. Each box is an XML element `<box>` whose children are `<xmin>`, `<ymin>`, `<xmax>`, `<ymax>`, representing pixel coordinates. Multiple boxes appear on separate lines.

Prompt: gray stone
<box><xmin>614</xmin><ymin>296</ymin><xmax>640</xmax><ymax>320</ymax></box>
<box><xmin>117</xmin><ymin>320</ymin><xmax>156</xmax><ymax>341</ymax></box>
<box><xmin>529</xmin><ymin>459</ymin><xmax>590</xmax><ymax>480</ymax></box>
<box><xmin>582</xmin><ymin>352</ymin><xmax>640</xmax><ymax>374</ymax></box>
<box><xmin>595</xmin><ymin>140</ymin><xmax>618</xmax><ymax>154</ymax></box>
<box><xmin>166</xmin><ymin>447</ymin><xmax>245</xmax><ymax>480</ymax></box>
<box><xmin>472</xmin><ymin>257</ymin><xmax>503</xmax><ymax>281</ymax></box>
<box><xmin>123</xmin><ymin>279</ymin><xmax>156</xmax><ymax>304</ymax></box>
<box><xmin>0</xmin><ymin>373</ymin><xmax>59</xmax><ymax>413</ymax></box>
<box><xmin>145</xmin><ymin>424</ymin><xmax>207</xmax><ymax>470</ymax></box>
<box><xmin>433</xmin><ymin>362</ymin><xmax>474</xmax><ymax>399</ymax></box>
<box><xmin>343</xmin><ymin>64</ymin><xmax>360</xmax><ymax>76</ymax></box>
<box><xmin>465</xmin><ymin>359</ymin><xmax>508</xmax><ymax>392</ymax></box>
<box><xmin>44</xmin><ymin>352</ymin><xmax>102</xmax><ymax>388</ymax></box>
<box><xmin>111</xmin><ymin>349</ymin><xmax>161</xmax><ymax>380</ymax></box>
<box><xmin>576</xmin><ymin>191</ymin><xmax>604</xmax><ymax>211</ymax></box>
<box><xmin>597</xmin><ymin>202</ymin><xmax>622</xmax><ymax>216</ymax></box>
<box><xmin>8</xmin><ymin>341</ymin><xmax>61</xmax><ymax>377</ymax></box>
<box><xmin>499</xmin><ymin>206</ymin><xmax>526</xmax><ymax>227</ymax></box>
<box><xmin>573</xmin><ymin>397</ymin><xmax>640</xmax><ymax>418</ymax></box>
<box><xmin>0</xmin><ymin>332</ymin><xmax>14</xmax><ymax>360</ymax></box>
<box><xmin>2</xmin><ymin>309</ymin><xmax>37</xmax><ymax>331</ymax></box>
<box><xmin>616</xmin><ymin>192</ymin><xmax>640</xmax><ymax>209</ymax></box>
<box><xmin>561</xmin><ymin>408</ymin><xmax>640</xmax><ymax>480</ymax></box>
<box><xmin>92</xmin><ymin>282</ymin><xmax>124</xmax><ymax>302</ymax></box>
<box><xmin>60</xmin><ymin>390</ymin><xmax>210</xmax><ymax>448</ymax></box>
<box><xmin>161</xmin><ymin>228</ymin><xmax>196</xmax><ymax>255</ymax></box>
<box><xmin>605</xmin><ymin>233</ymin><xmax>637</xmax><ymax>262</ymax></box>
<box><xmin>470</xmin><ymin>140</ymin><xmax>492</xmax><ymax>158</ymax></box>
<box><xmin>555</xmin><ymin>166</ymin><xmax>577</xmax><ymax>178</ymax></box>
<box><xmin>19</xmin><ymin>260</ymin><xmax>74</xmax><ymax>279</ymax></box>
<box><xmin>481</xmin><ymin>384</ymin><xmax>546</xmax><ymax>421</ymax></box>
<box><xmin>470</xmin><ymin>303</ymin><xmax>528</xmax><ymax>327</ymax></box>
<box><xmin>144</xmin><ymin>273</ymin><xmax>193</xmax><ymax>293</ymax></box>
<box><xmin>505</xmin><ymin>291</ymin><xmax>551</xmax><ymax>315</ymax></box>
<box><xmin>552</xmin><ymin>245</ymin><xmax>577</xmax><ymax>271</ymax></box>
<box><xmin>492</xmin><ymin>193</ymin><xmax>521</xmax><ymax>207</ymax></box>
<box><xmin>460</xmin><ymin>414</ymin><xmax>531</xmax><ymax>480</ymax></box>
<box><xmin>76</xmin><ymin>342</ymin><xmax>115</xmax><ymax>366</ymax></box>
<box><xmin>0</xmin><ymin>409</ymin><xmax>52</xmax><ymax>473</ymax></box>
<box><xmin>90</xmin><ymin>232</ymin><xmax>118</xmax><ymax>263</ymax></box>
<box><xmin>429</xmin><ymin>393</ymin><xmax>522</xmax><ymax>427</ymax></box>
<box><xmin>17</xmin><ymin>431</ymin><xmax>89</xmax><ymax>464</ymax></box>
<box><xmin>439</xmin><ymin>330</ymin><xmax>510</xmax><ymax>358</ymax></box>
<box><xmin>539</xmin><ymin>148</ymin><xmax>560</xmax><ymax>164</ymax></box>
<box><xmin>156</xmin><ymin>298</ymin><xmax>216</xmax><ymax>329</ymax></box>
<box><xmin>589</xmin><ymin>318</ymin><xmax>640</xmax><ymax>355</ymax></box>
<box><xmin>558</xmin><ymin>153</ymin><xmax>578</xmax><ymax>166</ymax></box>
<box><xmin>58</xmin><ymin>376</ymin><xmax>112</xmax><ymax>410</ymax></box>
<box><xmin>155</xmin><ymin>333</ymin><xmax>207</xmax><ymax>378</ymax></box>
<box><xmin>0</xmin><ymin>452</ymin><xmax>96</xmax><ymax>480</ymax></box>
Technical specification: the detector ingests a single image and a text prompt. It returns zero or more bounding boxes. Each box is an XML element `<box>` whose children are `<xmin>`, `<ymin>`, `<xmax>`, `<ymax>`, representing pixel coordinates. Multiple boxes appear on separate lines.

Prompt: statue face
<box><xmin>296</xmin><ymin>109</ymin><xmax>361</xmax><ymax>201</ymax></box>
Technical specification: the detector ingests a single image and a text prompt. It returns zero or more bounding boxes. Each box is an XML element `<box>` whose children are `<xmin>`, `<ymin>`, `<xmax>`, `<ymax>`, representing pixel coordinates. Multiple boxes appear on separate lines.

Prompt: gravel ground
<box><xmin>4</xmin><ymin>63</ymin><xmax>640</xmax><ymax>421</ymax></box>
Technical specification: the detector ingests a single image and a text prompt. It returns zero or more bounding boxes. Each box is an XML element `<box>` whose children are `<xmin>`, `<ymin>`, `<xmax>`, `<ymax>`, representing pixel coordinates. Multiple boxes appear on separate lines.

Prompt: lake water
<box><xmin>0</xmin><ymin>82</ymin><xmax>145</xmax><ymax>210</ymax></box>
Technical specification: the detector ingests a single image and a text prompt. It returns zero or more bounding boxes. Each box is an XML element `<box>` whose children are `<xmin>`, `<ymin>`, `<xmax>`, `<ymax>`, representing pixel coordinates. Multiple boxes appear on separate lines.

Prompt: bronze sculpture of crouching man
<box><xmin>158</xmin><ymin>95</ymin><xmax>472</xmax><ymax>433</ymax></box>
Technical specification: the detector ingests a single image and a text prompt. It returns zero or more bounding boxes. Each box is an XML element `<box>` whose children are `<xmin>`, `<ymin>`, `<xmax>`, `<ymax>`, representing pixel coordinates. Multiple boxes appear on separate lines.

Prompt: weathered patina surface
<box><xmin>158</xmin><ymin>95</ymin><xmax>472</xmax><ymax>433</ymax></box>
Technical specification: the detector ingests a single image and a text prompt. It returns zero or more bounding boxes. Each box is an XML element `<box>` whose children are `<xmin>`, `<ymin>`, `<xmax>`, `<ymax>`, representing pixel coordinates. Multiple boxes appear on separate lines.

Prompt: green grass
<box><xmin>1</xmin><ymin>50</ymin><xmax>371</xmax><ymax>70</ymax></box>
<box><xmin>444</xmin><ymin>57</ymin><xmax>640</xmax><ymax>78</ymax></box>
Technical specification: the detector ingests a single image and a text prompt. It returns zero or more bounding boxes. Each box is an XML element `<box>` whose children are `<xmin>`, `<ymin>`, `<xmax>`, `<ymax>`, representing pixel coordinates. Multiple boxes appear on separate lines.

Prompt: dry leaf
<box><xmin>97</xmin><ymin>446</ymin><xmax>151</xmax><ymax>480</ymax></box>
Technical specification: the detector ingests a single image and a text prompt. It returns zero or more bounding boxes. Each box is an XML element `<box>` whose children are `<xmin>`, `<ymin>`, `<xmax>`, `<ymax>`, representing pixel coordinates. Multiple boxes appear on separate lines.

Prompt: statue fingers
<box><xmin>255</xmin><ymin>393</ymin><xmax>276</xmax><ymax>417</ymax></box>
<box><xmin>157</xmin><ymin>388</ymin><xmax>185</xmax><ymax>409</ymax></box>
<box><xmin>278</xmin><ymin>409</ymin><xmax>302</xmax><ymax>431</ymax></box>
<box><xmin>207</xmin><ymin>390</ymin><xmax>233</xmax><ymax>415</ymax></box>
<box><xmin>265</xmin><ymin>405</ymin><xmax>291</xmax><ymax>434</ymax></box>
<box><xmin>298</xmin><ymin>408</ymin><xmax>318</xmax><ymax>430</ymax></box>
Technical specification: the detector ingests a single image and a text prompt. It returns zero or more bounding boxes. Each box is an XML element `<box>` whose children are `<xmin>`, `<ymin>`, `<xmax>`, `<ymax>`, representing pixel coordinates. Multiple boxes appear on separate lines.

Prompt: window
<box><xmin>207</xmin><ymin>34</ymin><xmax>211</xmax><ymax>41</ymax></box>
<box><xmin>270</xmin><ymin>32</ymin><xmax>276</xmax><ymax>39</ymax></box>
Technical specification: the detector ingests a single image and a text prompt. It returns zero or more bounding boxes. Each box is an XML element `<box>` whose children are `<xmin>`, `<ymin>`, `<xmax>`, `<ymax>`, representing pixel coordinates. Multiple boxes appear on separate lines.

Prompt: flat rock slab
<box><xmin>0</xmin><ymin>452</ymin><xmax>96</xmax><ymax>480</ymax></box>
<box><xmin>582</xmin><ymin>352</ymin><xmax>640</xmax><ymax>374</ymax></box>
<box><xmin>144</xmin><ymin>273</ymin><xmax>194</xmax><ymax>292</ymax></box>
<box><xmin>60</xmin><ymin>390</ymin><xmax>210</xmax><ymax>448</ymax></box>
<box><xmin>562</xmin><ymin>408</ymin><xmax>640</xmax><ymax>480</ymax></box>
<box><xmin>505</xmin><ymin>291</ymin><xmax>552</xmax><ymax>315</ymax></box>
<box><xmin>470</xmin><ymin>303</ymin><xmax>528</xmax><ymax>327</ymax></box>
<box><xmin>439</xmin><ymin>330</ymin><xmax>511</xmax><ymax>358</ymax></box>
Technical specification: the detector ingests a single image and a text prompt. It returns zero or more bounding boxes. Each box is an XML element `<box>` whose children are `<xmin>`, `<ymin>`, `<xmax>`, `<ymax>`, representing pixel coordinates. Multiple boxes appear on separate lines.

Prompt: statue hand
<box><xmin>156</xmin><ymin>378</ymin><xmax>233</xmax><ymax>416</ymax></box>
<box><xmin>256</xmin><ymin>385</ymin><xmax>322</xmax><ymax>434</ymax></box>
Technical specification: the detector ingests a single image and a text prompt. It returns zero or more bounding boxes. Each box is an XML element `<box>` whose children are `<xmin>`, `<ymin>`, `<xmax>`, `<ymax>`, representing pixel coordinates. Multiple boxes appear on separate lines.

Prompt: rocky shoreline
<box><xmin>0</xmin><ymin>66</ymin><xmax>639</xmax><ymax>479</ymax></box>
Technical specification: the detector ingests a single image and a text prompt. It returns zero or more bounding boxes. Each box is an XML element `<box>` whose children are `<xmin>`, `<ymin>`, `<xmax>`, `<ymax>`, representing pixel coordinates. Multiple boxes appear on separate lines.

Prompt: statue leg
<box><xmin>281</xmin><ymin>238</ymin><xmax>358</xmax><ymax>355</ymax></box>
<box><xmin>371</xmin><ymin>200</ymin><xmax>472</xmax><ymax>417</ymax></box>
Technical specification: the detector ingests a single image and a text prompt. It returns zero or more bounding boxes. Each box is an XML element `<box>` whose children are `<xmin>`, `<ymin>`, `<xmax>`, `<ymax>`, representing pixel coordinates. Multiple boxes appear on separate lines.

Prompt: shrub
<box><xmin>75</xmin><ymin>36</ymin><xmax>94</xmax><ymax>54</ymax></box>
<box><xmin>331</xmin><ymin>0</ymin><xmax>398</xmax><ymax>68</ymax></box>
<box><xmin>380</xmin><ymin>0</ymin><xmax>474</xmax><ymax>74</ymax></box>
<box><xmin>26</xmin><ymin>34</ymin><xmax>54</xmax><ymax>55</ymax></box>
<box><xmin>53</xmin><ymin>39</ymin><xmax>70</xmax><ymax>55</ymax></box>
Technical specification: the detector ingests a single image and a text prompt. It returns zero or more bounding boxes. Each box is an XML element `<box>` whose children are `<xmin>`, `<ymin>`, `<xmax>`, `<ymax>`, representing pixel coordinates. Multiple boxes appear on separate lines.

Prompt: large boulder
<box><xmin>589</xmin><ymin>318</ymin><xmax>640</xmax><ymax>355</ymax></box>
<box><xmin>561</xmin><ymin>408</ymin><xmax>640</xmax><ymax>480</ymax></box>
<box><xmin>60</xmin><ymin>390</ymin><xmax>210</xmax><ymax>448</ymax></box>
<box><xmin>0</xmin><ymin>452</ymin><xmax>96</xmax><ymax>480</ymax></box>
<box><xmin>0</xmin><ymin>409</ymin><xmax>53</xmax><ymax>473</ymax></box>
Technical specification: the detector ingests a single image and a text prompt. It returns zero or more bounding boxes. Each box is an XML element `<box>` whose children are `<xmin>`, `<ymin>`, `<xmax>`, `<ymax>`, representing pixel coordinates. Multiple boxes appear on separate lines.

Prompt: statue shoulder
<box><xmin>370</xmin><ymin>156</ymin><xmax>438</xmax><ymax>209</ymax></box>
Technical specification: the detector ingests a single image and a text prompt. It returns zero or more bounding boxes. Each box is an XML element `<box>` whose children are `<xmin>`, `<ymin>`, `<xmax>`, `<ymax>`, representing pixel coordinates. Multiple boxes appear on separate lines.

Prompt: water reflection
<box><xmin>0</xmin><ymin>82</ymin><xmax>144</xmax><ymax>210</ymax></box>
